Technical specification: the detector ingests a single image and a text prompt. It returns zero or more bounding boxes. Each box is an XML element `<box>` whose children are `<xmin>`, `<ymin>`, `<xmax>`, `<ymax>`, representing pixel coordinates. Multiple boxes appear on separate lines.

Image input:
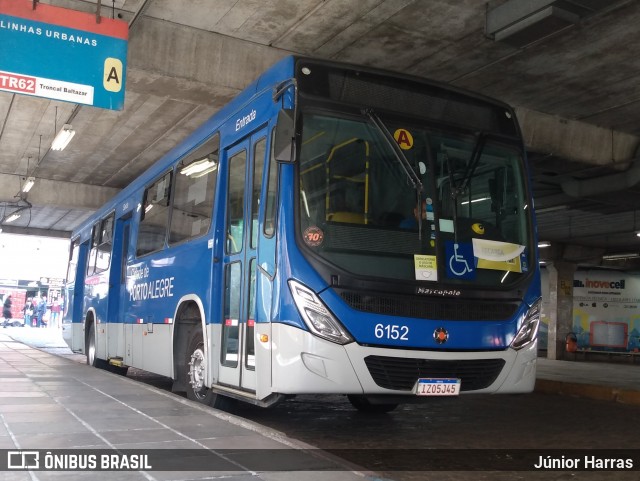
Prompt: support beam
<box><xmin>0</xmin><ymin>224</ymin><xmax>70</xmax><ymax>239</ymax></box>
<box><xmin>0</xmin><ymin>174</ymin><xmax>119</xmax><ymax>210</ymax></box>
<box><xmin>546</xmin><ymin>261</ymin><xmax>577</xmax><ymax>360</ymax></box>
<box><xmin>516</xmin><ymin>107</ymin><xmax>640</xmax><ymax>166</ymax></box>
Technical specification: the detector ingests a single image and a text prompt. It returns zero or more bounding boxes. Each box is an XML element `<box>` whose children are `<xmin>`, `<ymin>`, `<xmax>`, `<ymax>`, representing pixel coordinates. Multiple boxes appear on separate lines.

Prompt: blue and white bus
<box><xmin>63</xmin><ymin>56</ymin><xmax>541</xmax><ymax>412</ymax></box>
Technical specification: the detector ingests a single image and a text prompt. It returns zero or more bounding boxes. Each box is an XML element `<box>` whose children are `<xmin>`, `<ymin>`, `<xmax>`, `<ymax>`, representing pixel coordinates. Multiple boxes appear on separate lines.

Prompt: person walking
<box><xmin>36</xmin><ymin>296</ymin><xmax>47</xmax><ymax>328</ymax></box>
<box><xmin>2</xmin><ymin>295</ymin><xmax>12</xmax><ymax>327</ymax></box>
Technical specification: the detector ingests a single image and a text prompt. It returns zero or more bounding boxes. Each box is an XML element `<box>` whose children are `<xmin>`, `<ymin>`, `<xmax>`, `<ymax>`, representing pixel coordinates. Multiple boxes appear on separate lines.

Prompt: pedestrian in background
<box><xmin>36</xmin><ymin>296</ymin><xmax>47</xmax><ymax>328</ymax></box>
<box><xmin>50</xmin><ymin>297</ymin><xmax>61</xmax><ymax>328</ymax></box>
<box><xmin>23</xmin><ymin>298</ymin><xmax>33</xmax><ymax>327</ymax></box>
<box><xmin>2</xmin><ymin>295</ymin><xmax>12</xmax><ymax>327</ymax></box>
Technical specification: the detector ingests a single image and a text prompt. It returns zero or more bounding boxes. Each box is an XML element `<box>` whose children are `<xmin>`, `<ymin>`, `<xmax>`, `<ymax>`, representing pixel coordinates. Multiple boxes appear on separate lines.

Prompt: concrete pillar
<box><xmin>546</xmin><ymin>261</ymin><xmax>576</xmax><ymax>360</ymax></box>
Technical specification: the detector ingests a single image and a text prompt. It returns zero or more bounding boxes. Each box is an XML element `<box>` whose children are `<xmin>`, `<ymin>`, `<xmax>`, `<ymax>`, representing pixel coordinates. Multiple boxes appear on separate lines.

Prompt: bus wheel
<box><xmin>185</xmin><ymin>331</ymin><xmax>234</xmax><ymax>410</ymax></box>
<box><xmin>186</xmin><ymin>331</ymin><xmax>215</xmax><ymax>405</ymax></box>
<box><xmin>347</xmin><ymin>395</ymin><xmax>398</xmax><ymax>414</ymax></box>
<box><xmin>86</xmin><ymin>323</ymin><xmax>108</xmax><ymax>369</ymax></box>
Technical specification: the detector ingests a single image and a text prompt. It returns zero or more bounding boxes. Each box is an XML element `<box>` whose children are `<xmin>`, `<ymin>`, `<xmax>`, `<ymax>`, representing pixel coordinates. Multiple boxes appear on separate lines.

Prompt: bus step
<box><xmin>108</xmin><ymin>357</ymin><xmax>124</xmax><ymax>367</ymax></box>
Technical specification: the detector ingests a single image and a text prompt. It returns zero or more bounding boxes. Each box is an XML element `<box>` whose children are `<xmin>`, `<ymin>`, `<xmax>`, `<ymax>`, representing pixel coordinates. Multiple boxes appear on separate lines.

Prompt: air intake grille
<box><xmin>340</xmin><ymin>291</ymin><xmax>518</xmax><ymax>321</ymax></box>
<box><xmin>364</xmin><ymin>356</ymin><xmax>506</xmax><ymax>391</ymax></box>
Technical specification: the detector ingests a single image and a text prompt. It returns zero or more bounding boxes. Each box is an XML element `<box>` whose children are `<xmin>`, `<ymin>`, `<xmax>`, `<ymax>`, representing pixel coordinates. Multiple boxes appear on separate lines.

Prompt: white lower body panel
<box><xmin>271</xmin><ymin>323</ymin><xmax>537</xmax><ymax>396</ymax></box>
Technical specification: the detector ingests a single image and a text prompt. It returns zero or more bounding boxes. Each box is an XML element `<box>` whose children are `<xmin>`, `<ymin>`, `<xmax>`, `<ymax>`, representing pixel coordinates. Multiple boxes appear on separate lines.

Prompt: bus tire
<box><xmin>185</xmin><ymin>330</ymin><xmax>213</xmax><ymax>404</ymax></box>
<box><xmin>86</xmin><ymin>323</ymin><xmax>109</xmax><ymax>370</ymax></box>
<box><xmin>347</xmin><ymin>395</ymin><xmax>398</xmax><ymax>414</ymax></box>
<box><xmin>185</xmin><ymin>330</ymin><xmax>234</xmax><ymax>410</ymax></box>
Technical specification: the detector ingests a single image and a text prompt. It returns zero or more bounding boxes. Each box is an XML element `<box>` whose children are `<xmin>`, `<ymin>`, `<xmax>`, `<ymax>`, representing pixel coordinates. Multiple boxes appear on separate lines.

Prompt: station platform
<box><xmin>535</xmin><ymin>356</ymin><xmax>640</xmax><ymax>405</ymax></box>
<box><xmin>0</xmin><ymin>328</ymin><xmax>367</xmax><ymax>480</ymax></box>
<box><xmin>0</xmin><ymin>327</ymin><xmax>639</xmax><ymax>478</ymax></box>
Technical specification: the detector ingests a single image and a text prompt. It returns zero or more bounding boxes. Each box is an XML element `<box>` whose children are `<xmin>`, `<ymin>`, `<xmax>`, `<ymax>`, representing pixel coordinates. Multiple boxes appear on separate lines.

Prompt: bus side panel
<box><xmin>123</xmin><ymin>238</ymin><xmax>213</xmax><ymax>377</ymax></box>
<box><xmin>254</xmin><ymin>269</ymin><xmax>273</xmax><ymax>400</ymax></box>
<box><xmin>120</xmin><ymin>323</ymin><xmax>172</xmax><ymax>377</ymax></box>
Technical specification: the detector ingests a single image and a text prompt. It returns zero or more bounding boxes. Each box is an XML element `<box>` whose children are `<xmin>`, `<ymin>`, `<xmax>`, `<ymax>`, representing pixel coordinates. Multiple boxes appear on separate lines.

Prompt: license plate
<box><xmin>415</xmin><ymin>378</ymin><xmax>461</xmax><ymax>396</ymax></box>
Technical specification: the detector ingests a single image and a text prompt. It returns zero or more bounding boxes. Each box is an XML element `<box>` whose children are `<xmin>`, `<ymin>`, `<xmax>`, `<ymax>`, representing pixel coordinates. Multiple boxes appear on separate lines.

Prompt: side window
<box><xmin>87</xmin><ymin>213</ymin><xmax>114</xmax><ymax>275</ymax></box>
<box><xmin>66</xmin><ymin>239</ymin><xmax>80</xmax><ymax>284</ymax></box>
<box><xmin>170</xmin><ymin>134</ymin><xmax>220</xmax><ymax>244</ymax></box>
<box><xmin>251</xmin><ymin>137</ymin><xmax>266</xmax><ymax>248</ymax></box>
<box><xmin>87</xmin><ymin>225</ymin><xmax>99</xmax><ymax>275</ymax></box>
<box><xmin>222</xmin><ymin>262</ymin><xmax>241</xmax><ymax>366</ymax></box>
<box><xmin>137</xmin><ymin>171</ymin><xmax>172</xmax><ymax>257</ymax></box>
<box><xmin>226</xmin><ymin>150</ymin><xmax>247</xmax><ymax>254</ymax></box>
<box><xmin>95</xmin><ymin>215</ymin><xmax>114</xmax><ymax>273</ymax></box>
<box><xmin>264</xmin><ymin>130</ymin><xmax>279</xmax><ymax>238</ymax></box>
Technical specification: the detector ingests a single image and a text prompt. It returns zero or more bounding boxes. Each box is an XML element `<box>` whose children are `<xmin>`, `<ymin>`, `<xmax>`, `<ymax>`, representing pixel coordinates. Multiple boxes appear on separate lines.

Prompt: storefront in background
<box><xmin>0</xmin><ymin>278</ymin><xmax>64</xmax><ymax>319</ymax></box>
<box><xmin>540</xmin><ymin>269</ymin><xmax>640</xmax><ymax>352</ymax></box>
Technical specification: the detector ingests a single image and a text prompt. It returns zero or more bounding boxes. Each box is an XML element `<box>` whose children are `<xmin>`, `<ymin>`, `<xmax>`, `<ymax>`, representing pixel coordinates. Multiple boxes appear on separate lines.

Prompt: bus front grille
<box><xmin>364</xmin><ymin>356</ymin><xmax>506</xmax><ymax>392</ymax></box>
<box><xmin>339</xmin><ymin>291</ymin><xmax>518</xmax><ymax>321</ymax></box>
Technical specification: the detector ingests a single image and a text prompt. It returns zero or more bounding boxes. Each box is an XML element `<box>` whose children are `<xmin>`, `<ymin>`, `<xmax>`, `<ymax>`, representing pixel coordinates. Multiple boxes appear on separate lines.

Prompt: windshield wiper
<box><xmin>362</xmin><ymin>108</ymin><xmax>425</xmax><ymax>238</ymax></box>
<box><xmin>457</xmin><ymin>132</ymin><xmax>487</xmax><ymax>195</ymax></box>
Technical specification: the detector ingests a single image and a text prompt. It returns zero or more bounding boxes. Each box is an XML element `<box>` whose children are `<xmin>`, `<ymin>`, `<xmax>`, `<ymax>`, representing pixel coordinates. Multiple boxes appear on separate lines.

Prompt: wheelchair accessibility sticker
<box><xmin>445</xmin><ymin>241</ymin><xmax>475</xmax><ymax>280</ymax></box>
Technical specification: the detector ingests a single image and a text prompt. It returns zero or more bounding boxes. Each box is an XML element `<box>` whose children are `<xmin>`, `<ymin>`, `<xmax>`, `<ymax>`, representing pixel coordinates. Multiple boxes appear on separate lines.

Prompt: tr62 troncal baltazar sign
<box><xmin>0</xmin><ymin>0</ymin><xmax>128</xmax><ymax>110</ymax></box>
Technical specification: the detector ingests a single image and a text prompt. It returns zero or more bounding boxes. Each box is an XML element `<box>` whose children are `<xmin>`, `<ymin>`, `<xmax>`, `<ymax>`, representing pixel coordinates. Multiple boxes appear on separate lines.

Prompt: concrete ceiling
<box><xmin>2</xmin><ymin>0</ymin><xmax>640</xmax><ymax>269</ymax></box>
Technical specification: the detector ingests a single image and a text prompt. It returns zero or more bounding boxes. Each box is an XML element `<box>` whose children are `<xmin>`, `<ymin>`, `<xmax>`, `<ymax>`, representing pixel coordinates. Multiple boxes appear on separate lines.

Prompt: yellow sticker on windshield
<box><xmin>394</xmin><ymin>129</ymin><xmax>414</xmax><ymax>150</ymax></box>
<box><xmin>471</xmin><ymin>223</ymin><xmax>485</xmax><ymax>235</ymax></box>
<box><xmin>414</xmin><ymin>254</ymin><xmax>437</xmax><ymax>281</ymax></box>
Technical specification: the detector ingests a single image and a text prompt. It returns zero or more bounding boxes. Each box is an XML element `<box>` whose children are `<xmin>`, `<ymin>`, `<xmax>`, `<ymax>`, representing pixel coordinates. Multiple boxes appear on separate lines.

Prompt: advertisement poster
<box><xmin>540</xmin><ymin>269</ymin><xmax>640</xmax><ymax>352</ymax></box>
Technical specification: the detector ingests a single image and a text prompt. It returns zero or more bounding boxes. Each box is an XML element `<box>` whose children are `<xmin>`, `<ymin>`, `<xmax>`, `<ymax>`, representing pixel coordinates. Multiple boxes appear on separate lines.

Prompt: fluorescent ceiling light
<box><xmin>538</xmin><ymin>241</ymin><xmax>551</xmax><ymax>248</ymax></box>
<box><xmin>602</xmin><ymin>253</ymin><xmax>640</xmax><ymax>260</ymax></box>
<box><xmin>535</xmin><ymin>205</ymin><xmax>567</xmax><ymax>213</ymax></box>
<box><xmin>190</xmin><ymin>165</ymin><xmax>217</xmax><ymax>178</ymax></box>
<box><xmin>180</xmin><ymin>158</ymin><xmax>217</xmax><ymax>177</ymax></box>
<box><xmin>5</xmin><ymin>213</ymin><xmax>21</xmax><ymax>223</ymax></box>
<box><xmin>461</xmin><ymin>196</ymin><xmax>490</xmax><ymax>205</ymax></box>
<box><xmin>22</xmin><ymin>176</ymin><xmax>35</xmax><ymax>193</ymax></box>
<box><xmin>51</xmin><ymin>124</ymin><xmax>76</xmax><ymax>151</ymax></box>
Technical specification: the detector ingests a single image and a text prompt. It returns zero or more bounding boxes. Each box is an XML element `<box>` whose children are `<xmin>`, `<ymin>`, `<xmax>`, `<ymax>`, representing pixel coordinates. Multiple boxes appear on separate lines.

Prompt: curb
<box><xmin>535</xmin><ymin>379</ymin><xmax>640</xmax><ymax>406</ymax></box>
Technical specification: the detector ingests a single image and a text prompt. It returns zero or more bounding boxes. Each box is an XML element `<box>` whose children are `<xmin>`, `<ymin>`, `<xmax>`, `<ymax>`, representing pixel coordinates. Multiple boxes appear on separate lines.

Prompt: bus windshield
<box><xmin>297</xmin><ymin>110</ymin><xmax>532</xmax><ymax>287</ymax></box>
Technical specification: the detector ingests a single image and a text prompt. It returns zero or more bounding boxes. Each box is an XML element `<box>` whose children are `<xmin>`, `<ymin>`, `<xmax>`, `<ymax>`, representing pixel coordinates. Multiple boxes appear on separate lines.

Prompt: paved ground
<box><xmin>0</xmin><ymin>328</ymin><xmax>372</xmax><ymax>481</ymax></box>
<box><xmin>2</xmin><ymin>325</ymin><xmax>639</xmax><ymax>481</ymax></box>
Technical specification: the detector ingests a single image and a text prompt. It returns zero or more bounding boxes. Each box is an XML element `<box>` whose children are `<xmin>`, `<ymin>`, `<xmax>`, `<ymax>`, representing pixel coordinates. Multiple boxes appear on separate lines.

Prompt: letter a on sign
<box><xmin>104</xmin><ymin>58</ymin><xmax>123</xmax><ymax>92</ymax></box>
<box><xmin>393</xmin><ymin>128</ymin><xmax>414</xmax><ymax>150</ymax></box>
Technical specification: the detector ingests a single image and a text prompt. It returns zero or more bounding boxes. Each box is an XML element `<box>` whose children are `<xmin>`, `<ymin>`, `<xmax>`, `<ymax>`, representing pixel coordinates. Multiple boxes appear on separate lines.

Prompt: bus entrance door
<box><xmin>218</xmin><ymin>130</ymin><xmax>266</xmax><ymax>394</ymax></box>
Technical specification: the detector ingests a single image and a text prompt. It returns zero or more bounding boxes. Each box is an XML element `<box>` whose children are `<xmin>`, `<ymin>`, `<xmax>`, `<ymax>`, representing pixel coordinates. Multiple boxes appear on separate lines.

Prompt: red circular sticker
<box><xmin>303</xmin><ymin>226</ymin><xmax>324</xmax><ymax>247</ymax></box>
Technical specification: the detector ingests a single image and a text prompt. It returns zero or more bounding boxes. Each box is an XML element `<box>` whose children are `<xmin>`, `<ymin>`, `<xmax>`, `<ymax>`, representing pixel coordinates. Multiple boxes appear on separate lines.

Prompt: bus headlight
<box><xmin>288</xmin><ymin>280</ymin><xmax>353</xmax><ymax>345</ymax></box>
<box><xmin>510</xmin><ymin>298</ymin><xmax>541</xmax><ymax>350</ymax></box>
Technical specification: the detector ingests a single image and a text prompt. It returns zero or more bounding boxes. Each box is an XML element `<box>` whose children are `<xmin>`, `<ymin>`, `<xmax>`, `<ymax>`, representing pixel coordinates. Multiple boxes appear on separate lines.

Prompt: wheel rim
<box><xmin>87</xmin><ymin>332</ymin><xmax>95</xmax><ymax>365</ymax></box>
<box><xmin>188</xmin><ymin>346</ymin><xmax>207</xmax><ymax>400</ymax></box>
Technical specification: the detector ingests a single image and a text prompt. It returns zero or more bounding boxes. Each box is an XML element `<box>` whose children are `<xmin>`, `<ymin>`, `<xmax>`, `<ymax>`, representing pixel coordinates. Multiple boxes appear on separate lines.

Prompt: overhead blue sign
<box><xmin>0</xmin><ymin>0</ymin><xmax>128</xmax><ymax>110</ymax></box>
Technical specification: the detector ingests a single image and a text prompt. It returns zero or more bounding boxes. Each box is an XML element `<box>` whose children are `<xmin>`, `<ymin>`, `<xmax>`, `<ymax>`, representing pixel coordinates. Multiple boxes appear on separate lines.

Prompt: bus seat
<box><xmin>327</xmin><ymin>211</ymin><xmax>366</xmax><ymax>224</ymax></box>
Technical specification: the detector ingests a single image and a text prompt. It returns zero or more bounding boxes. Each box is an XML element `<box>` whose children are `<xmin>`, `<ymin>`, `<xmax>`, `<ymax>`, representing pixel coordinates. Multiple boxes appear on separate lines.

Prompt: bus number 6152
<box><xmin>374</xmin><ymin>323</ymin><xmax>409</xmax><ymax>340</ymax></box>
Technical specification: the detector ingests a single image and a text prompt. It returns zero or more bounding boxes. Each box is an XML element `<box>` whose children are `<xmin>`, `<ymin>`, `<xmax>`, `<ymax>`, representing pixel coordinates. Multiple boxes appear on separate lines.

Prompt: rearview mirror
<box><xmin>274</xmin><ymin>109</ymin><xmax>295</xmax><ymax>163</ymax></box>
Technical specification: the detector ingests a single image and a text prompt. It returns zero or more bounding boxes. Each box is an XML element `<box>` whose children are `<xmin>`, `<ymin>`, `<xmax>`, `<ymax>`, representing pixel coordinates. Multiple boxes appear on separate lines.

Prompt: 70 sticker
<box><xmin>303</xmin><ymin>226</ymin><xmax>324</xmax><ymax>247</ymax></box>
